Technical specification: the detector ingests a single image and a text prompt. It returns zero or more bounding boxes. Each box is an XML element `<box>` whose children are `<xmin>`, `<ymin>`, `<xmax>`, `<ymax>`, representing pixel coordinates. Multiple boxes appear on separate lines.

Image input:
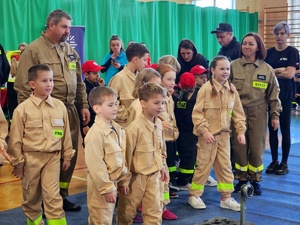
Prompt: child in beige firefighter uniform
<box><xmin>189</xmin><ymin>56</ymin><xmax>246</xmax><ymax>211</ymax></box>
<box><xmin>117</xmin><ymin>82</ymin><xmax>168</xmax><ymax>225</ymax></box>
<box><xmin>230</xmin><ymin>33</ymin><xmax>281</xmax><ymax>195</ymax></box>
<box><xmin>84</xmin><ymin>86</ymin><xmax>130</xmax><ymax>225</ymax></box>
<box><xmin>108</xmin><ymin>42</ymin><xmax>149</xmax><ymax>128</ymax></box>
<box><xmin>8</xmin><ymin>64</ymin><xmax>75</xmax><ymax>225</ymax></box>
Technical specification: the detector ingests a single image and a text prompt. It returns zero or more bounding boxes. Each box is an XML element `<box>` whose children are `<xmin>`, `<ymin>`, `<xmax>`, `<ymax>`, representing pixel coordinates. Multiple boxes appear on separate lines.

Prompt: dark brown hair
<box><xmin>239</xmin><ymin>32</ymin><xmax>267</xmax><ymax>60</ymax></box>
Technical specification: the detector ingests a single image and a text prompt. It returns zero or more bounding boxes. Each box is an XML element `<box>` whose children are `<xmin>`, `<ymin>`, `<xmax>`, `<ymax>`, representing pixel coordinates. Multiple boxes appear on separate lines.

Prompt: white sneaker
<box><xmin>205</xmin><ymin>176</ymin><xmax>217</xmax><ymax>186</ymax></box>
<box><xmin>220</xmin><ymin>197</ymin><xmax>240</xmax><ymax>211</ymax></box>
<box><xmin>178</xmin><ymin>183</ymin><xmax>191</xmax><ymax>191</ymax></box>
<box><xmin>188</xmin><ymin>196</ymin><xmax>206</xmax><ymax>209</ymax></box>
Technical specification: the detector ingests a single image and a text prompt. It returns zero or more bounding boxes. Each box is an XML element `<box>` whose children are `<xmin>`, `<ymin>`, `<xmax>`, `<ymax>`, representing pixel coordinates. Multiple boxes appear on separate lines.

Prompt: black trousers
<box><xmin>268</xmin><ymin>99</ymin><xmax>292</xmax><ymax>163</ymax></box>
<box><xmin>176</xmin><ymin>131</ymin><xmax>197</xmax><ymax>186</ymax></box>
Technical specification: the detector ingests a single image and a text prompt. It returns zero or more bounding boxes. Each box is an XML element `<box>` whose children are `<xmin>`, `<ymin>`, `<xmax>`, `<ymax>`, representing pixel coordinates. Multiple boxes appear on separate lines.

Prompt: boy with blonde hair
<box><xmin>8</xmin><ymin>64</ymin><xmax>75</xmax><ymax>225</ymax></box>
<box><xmin>84</xmin><ymin>86</ymin><xmax>131</xmax><ymax>225</ymax></box>
<box><xmin>117</xmin><ymin>82</ymin><xmax>168</xmax><ymax>225</ymax></box>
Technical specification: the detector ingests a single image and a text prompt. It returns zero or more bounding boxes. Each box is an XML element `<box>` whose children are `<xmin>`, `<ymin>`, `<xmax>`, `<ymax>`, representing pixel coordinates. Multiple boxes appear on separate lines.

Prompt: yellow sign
<box><xmin>177</xmin><ymin>101</ymin><xmax>187</xmax><ymax>109</ymax></box>
<box><xmin>68</xmin><ymin>62</ymin><xmax>76</xmax><ymax>70</ymax></box>
<box><xmin>253</xmin><ymin>81</ymin><xmax>268</xmax><ymax>89</ymax></box>
<box><xmin>53</xmin><ymin>130</ymin><xmax>63</xmax><ymax>138</ymax></box>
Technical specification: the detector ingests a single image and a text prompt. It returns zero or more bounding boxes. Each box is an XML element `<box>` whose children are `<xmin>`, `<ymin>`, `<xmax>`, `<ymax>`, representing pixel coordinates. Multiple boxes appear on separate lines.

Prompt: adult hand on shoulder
<box><xmin>81</xmin><ymin>108</ymin><xmax>90</xmax><ymax>126</ymax></box>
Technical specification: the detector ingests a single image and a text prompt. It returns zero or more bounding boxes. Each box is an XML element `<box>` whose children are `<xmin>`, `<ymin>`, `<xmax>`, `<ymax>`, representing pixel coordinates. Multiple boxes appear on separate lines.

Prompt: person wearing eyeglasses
<box><xmin>265</xmin><ymin>22</ymin><xmax>300</xmax><ymax>176</ymax></box>
<box><xmin>101</xmin><ymin>35</ymin><xmax>128</xmax><ymax>85</ymax></box>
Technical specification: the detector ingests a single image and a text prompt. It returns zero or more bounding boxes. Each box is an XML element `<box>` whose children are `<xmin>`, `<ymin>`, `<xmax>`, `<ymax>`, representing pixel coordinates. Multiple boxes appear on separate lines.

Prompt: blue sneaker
<box><xmin>250</xmin><ymin>182</ymin><xmax>262</xmax><ymax>195</ymax></box>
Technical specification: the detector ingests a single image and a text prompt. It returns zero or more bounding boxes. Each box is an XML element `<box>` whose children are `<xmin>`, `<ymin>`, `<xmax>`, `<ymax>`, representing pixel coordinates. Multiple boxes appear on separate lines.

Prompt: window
<box><xmin>193</xmin><ymin>0</ymin><xmax>235</xmax><ymax>9</ymax></box>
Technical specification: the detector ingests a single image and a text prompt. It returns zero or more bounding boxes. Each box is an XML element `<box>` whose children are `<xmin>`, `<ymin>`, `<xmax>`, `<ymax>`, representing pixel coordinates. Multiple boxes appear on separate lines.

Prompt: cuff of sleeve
<box><xmin>63</xmin><ymin>149</ymin><xmax>75</xmax><ymax>160</ymax></box>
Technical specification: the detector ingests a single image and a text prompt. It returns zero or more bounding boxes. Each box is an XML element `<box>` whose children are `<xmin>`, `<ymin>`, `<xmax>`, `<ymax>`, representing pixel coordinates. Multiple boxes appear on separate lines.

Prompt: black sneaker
<box><xmin>234</xmin><ymin>181</ymin><xmax>248</xmax><ymax>193</ymax></box>
<box><xmin>265</xmin><ymin>161</ymin><xmax>279</xmax><ymax>174</ymax></box>
<box><xmin>63</xmin><ymin>198</ymin><xmax>81</xmax><ymax>211</ymax></box>
<box><xmin>250</xmin><ymin>182</ymin><xmax>262</xmax><ymax>195</ymax></box>
<box><xmin>275</xmin><ymin>163</ymin><xmax>289</xmax><ymax>175</ymax></box>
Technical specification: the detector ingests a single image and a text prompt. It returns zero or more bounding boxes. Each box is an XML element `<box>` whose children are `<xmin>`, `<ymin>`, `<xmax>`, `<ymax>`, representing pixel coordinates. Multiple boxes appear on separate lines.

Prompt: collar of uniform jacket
<box><xmin>139</xmin><ymin>113</ymin><xmax>162</xmax><ymax>133</ymax></box>
<box><xmin>211</xmin><ymin>77</ymin><xmax>231</xmax><ymax>93</ymax></box>
<box><xmin>240</xmin><ymin>56</ymin><xmax>260</xmax><ymax>67</ymax></box>
<box><xmin>30</xmin><ymin>93</ymin><xmax>54</xmax><ymax>107</ymax></box>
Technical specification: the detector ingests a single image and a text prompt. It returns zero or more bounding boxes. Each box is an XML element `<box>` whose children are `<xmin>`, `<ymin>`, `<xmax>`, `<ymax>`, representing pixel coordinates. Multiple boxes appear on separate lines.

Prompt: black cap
<box><xmin>211</xmin><ymin>23</ymin><xmax>233</xmax><ymax>33</ymax></box>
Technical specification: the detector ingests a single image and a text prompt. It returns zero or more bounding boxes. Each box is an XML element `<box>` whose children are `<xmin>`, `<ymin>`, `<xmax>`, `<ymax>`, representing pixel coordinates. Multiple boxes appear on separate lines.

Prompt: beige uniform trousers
<box><xmin>232</xmin><ymin>103</ymin><xmax>267</xmax><ymax>182</ymax></box>
<box><xmin>59</xmin><ymin>104</ymin><xmax>79</xmax><ymax>198</ymax></box>
<box><xmin>22</xmin><ymin>152</ymin><xmax>65</xmax><ymax>222</ymax></box>
<box><xmin>117</xmin><ymin>172</ymin><xmax>163</xmax><ymax>225</ymax></box>
<box><xmin>190</xmin><ymin>132</ymin><xmax>233</xmax><ymax>198</ymax></box>
<box><xmin>86</xmin><ymin>172</ymin><xmax>116</xmax><ymax>225</ymax></box>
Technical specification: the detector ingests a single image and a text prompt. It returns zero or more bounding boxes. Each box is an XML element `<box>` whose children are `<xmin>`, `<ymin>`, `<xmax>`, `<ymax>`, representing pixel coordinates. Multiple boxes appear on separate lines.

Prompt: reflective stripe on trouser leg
<box><xmin>47</xmin><ymin>218</ymin><xmax>67</xmax><ymax>225</ymax></box>
<box><xmin>27</xmin><ymin>215</ymin><xmax>43</xmax><ymax>225</ymax></box>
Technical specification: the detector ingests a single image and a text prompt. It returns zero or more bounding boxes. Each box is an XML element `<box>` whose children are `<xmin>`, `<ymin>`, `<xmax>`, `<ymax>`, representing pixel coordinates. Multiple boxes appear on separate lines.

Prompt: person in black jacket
<box><xmin>0</xmin><ymin>44</ymin><xmax>10</xmax><ymax>102</ymax></box>
<box><xmin>176</xmin><ymin>39</ymin><xmax>209</xmax><ymax>83</ymax></box>
<box><xmin>211</xmin><ymin>23</ymin><xmax>241</xmax><ymax>61</ymax></box>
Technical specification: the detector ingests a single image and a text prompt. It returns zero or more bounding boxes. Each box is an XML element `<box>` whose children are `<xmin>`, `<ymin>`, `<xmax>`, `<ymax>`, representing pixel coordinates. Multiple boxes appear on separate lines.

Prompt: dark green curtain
<box><xmin>0</xmin><ymin>0</ymin><xmax>258</xmax><ymax>63</ymax></box>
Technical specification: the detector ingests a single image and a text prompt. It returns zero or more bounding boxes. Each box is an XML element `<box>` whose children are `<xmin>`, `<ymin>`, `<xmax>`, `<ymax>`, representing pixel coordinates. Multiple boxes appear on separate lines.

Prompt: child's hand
<box><xmin>83</xmin><ymin>126</ymin><xmax>90</xmax><ymax>136</ymax></box>
<box><xmin>97</xmin><ymin>78</ymin><xmax>105</xmax><ymax>87</ymax></box>
<box><xmin>162</xmin><ymin>121</ymin><xmax>173</xmax><ymax>131</ymax></box>
<box><xmin>103</xmin><ymin>190</ymin><xmax>117</xmax><ymax>203</ymax></box>
<box><xmin>0</xmin><ymin>148</ymin><xmax>12</xmax><ymax>164</ymax></box>
<box><xmin>203</xmin><ymin>131</ymin><xmax>215</xmax><ymax>143</ymax></box>
<box><xmin>160</xmin><ymin>167</ymin><xmax>168</xmax><ymax>182</ymax></box>
<box><xmin>12</xmin><ymin>166</ymin><xmax>24</xmax><ymax>179</ymax></box>
<box><xmin>296</xmin><ymin>93</ymin><xmax>300</xmax><ymax>98</ymax></box>
<box><xmin>271</xmin><ymin>119</ymin><xmax>279</xmax><ymax>131</ymax></box>
<box><xmin>118</xmin><ymin>186</ymin><xmax>129</xmax><ymax>195</ymax></box>
<box><xmin>62</xmin><ymin>159</ymin><xmax>71</xmax><ymax>171</ymax></box>
<box><xmin>237</xmin><ymin>134</ymin><xmax>246</xmax><ymax>145</ymax></box>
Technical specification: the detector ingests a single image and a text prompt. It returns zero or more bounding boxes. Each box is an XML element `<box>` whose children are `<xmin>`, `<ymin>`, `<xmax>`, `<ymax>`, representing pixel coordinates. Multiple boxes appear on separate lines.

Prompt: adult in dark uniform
<box><xmin>211</xmin><ymin>23</ymin><xmax>241</xmax><ymax>61</ymax></box>
<box><xmin>14</xmin><ymin>9</ymin><xmax>90</xmax><ymax>211</ymax></box>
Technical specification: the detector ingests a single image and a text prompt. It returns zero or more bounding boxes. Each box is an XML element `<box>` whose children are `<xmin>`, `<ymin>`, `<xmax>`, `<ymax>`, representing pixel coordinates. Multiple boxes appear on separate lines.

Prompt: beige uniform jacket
<box><xmin>127</xmin><ymin>98</ymin><xmax>142</xmax><ymax>125</ymax></box>
<box><xmin>14</xmin><ymin>32</ymin><xmax>88</xmax><ymax>109</ymax></box>
<box><xmin>0</xmin><ymin>107</ymin><xmax>8</xmax><ymax>150</ymax></box>
<box><xmin>192</xmin><ymin>78</ymin><xmax>246</xmax><ymax>136</ymax></box>
<box><xmin>158</xmin><ymin>92</ymin><xmax>179</xmax><ymax>141</ymax></box>
<box><xmin>230</xmin><ymin>57</ymin><xmax>281</xmax><ymax>120</ymax></box>
<box><xmin>125</xmin><ymin>114</ymin><xmax>167</xmax><ymax>176</ymax></box>
<box><xmin>108</xmin><ymin>66</ymin><xmax>135</xmax><ymax>127</ymax></box>
<box><xmin>84</xmin><ymin>116</ymin><xmax>131</xmax><ymax>194</ymax></box>
<box><xmin>8</xmin><ymin>94</ymin><xmax>75</xmax><ymax>167</ymax></box>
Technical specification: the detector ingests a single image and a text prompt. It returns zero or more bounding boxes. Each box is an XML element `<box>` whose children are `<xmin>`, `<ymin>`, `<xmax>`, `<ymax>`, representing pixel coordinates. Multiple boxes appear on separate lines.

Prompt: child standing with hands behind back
<box><xmin>189</xmin><ymin>56</ymin><xmax>246</xmax><ymax>211</ymax></box>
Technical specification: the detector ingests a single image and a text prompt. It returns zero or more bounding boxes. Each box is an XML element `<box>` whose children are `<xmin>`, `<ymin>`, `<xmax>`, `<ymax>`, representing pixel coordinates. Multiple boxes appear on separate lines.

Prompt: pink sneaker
<box><xmin>133</xmin><ymin>214</ymin><xmax>143</xmax><ymax>223</ymax></box>
<box><xmin>162</xmin><ymin>209</ymin><xmax>178</xmax><ymax>220</ymax></box>
<box><xmin>137</xmin><ymin>204</ymin><xmax>142</xmax><ymax>212</ymax></box>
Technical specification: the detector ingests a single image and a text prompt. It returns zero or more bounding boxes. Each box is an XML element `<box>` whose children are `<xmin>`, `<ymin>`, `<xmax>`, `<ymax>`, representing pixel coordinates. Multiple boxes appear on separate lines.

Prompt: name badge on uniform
<box><xmin>69</xmin><ymin>54</ymin><xmax>76</xmax><ymax>60</ymax></box>
<box><xmin>53</xmin><ymin>129</ymin><xmax>64</xmax><ymax>138</ymax></box>
<box><xmin>53</xmin><ymin>118</ymin><xmax>64</xmax><ymax>126</ymax></box>
<box><xmin>177</xmin><ymin>101</ymin><xmax>187</xmax><ymax>109</ymax></box>
<box><xmin>69</xmin><ymin>62</ymin><xmax>76</xmax><ymax>70</ymax></box>
<box><xmin>257</xmin><ymin>74</ymin><xmax>266</xmax><ymax>80</ymax></box>
<box><xmin>253</xmin><ymin>81</ymin><xmax>268</xmax><ymax>89</ymax></box>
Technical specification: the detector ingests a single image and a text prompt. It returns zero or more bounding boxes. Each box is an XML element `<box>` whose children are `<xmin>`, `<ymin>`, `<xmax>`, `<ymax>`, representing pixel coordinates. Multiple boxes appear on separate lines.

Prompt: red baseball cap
<box><xmin>190</xmin><ymin>65</ymin><xmax>208</xmax><ymax>75</ymax></box>
<box><xmin>82</xmin><ymin>60</ymin><xmax>105</xmax><ymax>73</ymax></box>
<box><xmin>179</xmin><ymin>72</ymin><xmax>196</xmax><ymax>89</ymax></box>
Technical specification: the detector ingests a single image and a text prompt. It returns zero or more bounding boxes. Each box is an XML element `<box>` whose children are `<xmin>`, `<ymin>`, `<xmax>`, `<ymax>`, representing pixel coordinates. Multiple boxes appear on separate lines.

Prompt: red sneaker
<box><xmin>137</xmin><ymin>204</ymin><xmax>142</xmax><ymax>212</ymax></box>
<box><xmin>133</xmin><ymin>214</ymin><xmax>143</xmax><ymax>223</ymax></box>
<box><xmin>162</xmin><ymin>209</ymin><xmax>178</xmax><ymax>220</ymax></box>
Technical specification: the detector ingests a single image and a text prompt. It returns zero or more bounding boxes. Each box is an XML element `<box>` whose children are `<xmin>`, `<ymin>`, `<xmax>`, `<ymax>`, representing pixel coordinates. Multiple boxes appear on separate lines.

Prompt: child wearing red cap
<box><xmin>190</xmin><ymin>65</ymin><xmax>208</xmax><ymax>89</ymax></box>
<box><xmin>174</xmin><ymin>72</ymin><xmax>198</xmax><ymax>190</ymax></box>
<box><xmin>81</xmin><ymin>60</ymin><xmax>105</xmax><ymax>139</ymax></box>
